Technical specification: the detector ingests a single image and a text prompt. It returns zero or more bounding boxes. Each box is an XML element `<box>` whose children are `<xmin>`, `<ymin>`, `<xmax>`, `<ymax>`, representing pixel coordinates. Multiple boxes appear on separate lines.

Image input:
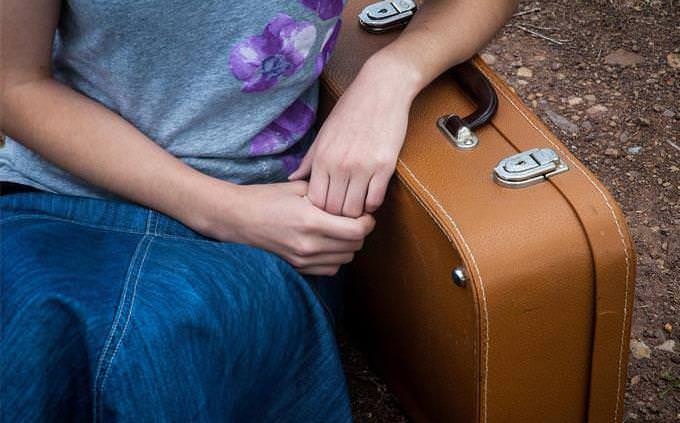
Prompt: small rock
<box><xmin>630</xmin><ymin>339</ymin><xmax>651</xmax><ymax>359</ymax></box>
<box><xmin>655</xmin><ymin>340</ymin><xmax>675</xmax><ymax>353</ymax></box>
<box><xmin>587</xmin><ymin>104</ymin><xmax>608</xmax><ymax>117</ymax></box>
<box><xmin>544</xmin><ymin>108</ymin><xmax>579</xmax><ymax>135</ymax></box>
<box><xmin>481</xmin><ymin>52</ymin><xmax>497</xmax><ymax>65</ymax></box>
<box><xmin>567</xmin><ymin>96</ymin><xmax>583</xmax><ymax>106</ymax></box>
<box><xmin>631</xmin><ymin>375</ymin><xmax>640</xmax><ymax>385</ymax></box>
<box><xmin>605</xmin><ymin>148</ymin><xmax>621</xmax><ymax>158</ymax></box>
<box><xmin>517</xmin><ymin>67</ymin><xmax>533</xmax><ymax>78</ymax></box>
<box><xmin>664</xmin><ymin>323</ymin><xmax>673</xmax><ymax>333</ymax></box>
<box><xmin>550</xmin><ymin>62</ymin><xmax>561</xmax><ymax>71</ymax></box>
<box><xmin>653</xmin><ymin>104</ymin><xmax>664</xmax><ymax>113</ymax></box>
<box><xmin>668</xmin><ymin>52</ymin><xmax>680</xmax><ymax>69</ymax></box>
<box><xmin>636</xmin><ymin>117</ymin><xmax>651</xmax><ymax>127</ymax></box>
<box><xmin>581</xmin><ymin>121</ymin><xmax>593</xmax><ymax>132</ymax></box>
<box><xmin>605</xmin><ymin>49</ymin><xmax>645</xmax><ymax>66</ymax></box>
<box><xmin>627</xmin><ymin>146</ymin><xmax>642</xmax><ymax>155</ymax></box>
<box><xmin>584</xmin><ymin>94</ymin><xmax>597</xmax><ymax>103</ymax></box>
<box><xmin>662</xmin><ymin>109</ymin><xmax>676</xmax><ymax>118</ymax></box>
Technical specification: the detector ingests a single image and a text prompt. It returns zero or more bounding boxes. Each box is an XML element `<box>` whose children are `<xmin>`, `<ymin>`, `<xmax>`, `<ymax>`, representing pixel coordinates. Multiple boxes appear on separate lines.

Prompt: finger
<box><xmin>297</xmin><ymin>265</ymin><xmax>342</xmax><ymax>276</ymax></box>
<box><xmin>283</xmin><ymin>180</ymin><xmax>309</xmax><ymax>196</ymax></box>
<box><xmin>292</xmin><ymin>252</ymin><xmax>354</xmax><ymax>268</ymax></box>
<box><xmin>307</xmin><ymin>165</ymin><xmax>330</xmax><ymax>209</ymax></box>
<box><xmin>314</xmin><ymin>211</ymin><xmax>375</xmax><ymax>241</ymax></box>
<box><xmin>341</xmin><ymin>171</ymin><xmax>370</xmax><ymax>218</ymax></box>
<box><xmin>324</xmin><ymin>171</ymin><xmax>350</xmax><ymax>215</ymax></box>
<box><xmin>294</xmin><ymin>237</ymin><xmax>363</xmax><ymax>256</ymax></box>
<box><xmin>288</xmin><ymin>142</ymin><xmax>317</xmax><ymax>180</ymax></box>
<box><xmin>365</xmin><ymin>171</ymin><xmax>392</xmax><ymax>213</ymax></box>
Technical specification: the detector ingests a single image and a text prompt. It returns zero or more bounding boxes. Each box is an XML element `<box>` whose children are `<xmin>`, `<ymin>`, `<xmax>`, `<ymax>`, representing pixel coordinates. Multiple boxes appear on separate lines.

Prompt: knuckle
<box><xmin>292</xmin><ymin>238</ymin><xmax>315</xmax><ymax>256</ymax></box>
<box><xmin>365</xmin><ymin>197</ymin><xmax>383</xmax><ymax>212</ymax></box>
<box><xmin>289</xmin><ymin>255</ymin><xmax>305</xmax><ymax>268</ymax></box>
<box><xmin>342</xmin><ymin>203</ymin><xmax>363</xmax><ymax>218</ymax></box>
<box><xmin>325</xmin><ymin>199</ymin><xmax>343</xmax><ymax>215</ymax></box>
<box><xmin>300</xmin><ymin>214</ymin><xmax>319</xmax><ymax>231</ymax></box>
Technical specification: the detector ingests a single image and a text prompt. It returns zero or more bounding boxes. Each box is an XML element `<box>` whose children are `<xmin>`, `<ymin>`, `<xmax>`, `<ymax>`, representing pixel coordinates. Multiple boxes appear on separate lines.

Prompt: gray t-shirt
<box><xmin>0</xmin><ymin>0</ymin><xmax>344</xmax><ymax>198</ymax></box>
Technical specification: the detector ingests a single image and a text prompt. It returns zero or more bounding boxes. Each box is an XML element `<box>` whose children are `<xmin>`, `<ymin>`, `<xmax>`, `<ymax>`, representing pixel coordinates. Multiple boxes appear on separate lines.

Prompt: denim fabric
<box><xmin>0</xmin><ymin>192</ymin><xmax>352</xmax><ymax>422</ymax></box>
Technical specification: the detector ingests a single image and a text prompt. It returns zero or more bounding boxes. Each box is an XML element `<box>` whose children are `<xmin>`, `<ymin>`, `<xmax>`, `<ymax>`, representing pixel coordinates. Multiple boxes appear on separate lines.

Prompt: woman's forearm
<box><xmin>368</xmin><ymin>0</ymin><xmax>518</xmax><ymax>96</ymax></box>
<box><xmin>1</xmin><ymin>77</ymin><xmax>235</xmax><ymax>228</ymax></box>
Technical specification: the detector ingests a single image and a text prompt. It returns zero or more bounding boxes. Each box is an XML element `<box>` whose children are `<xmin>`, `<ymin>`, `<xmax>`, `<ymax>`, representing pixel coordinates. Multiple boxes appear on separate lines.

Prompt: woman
<box><xmin>0</xmin><ymin>0</ymin><xmax>516</xmax><ymax>421</ymax></box>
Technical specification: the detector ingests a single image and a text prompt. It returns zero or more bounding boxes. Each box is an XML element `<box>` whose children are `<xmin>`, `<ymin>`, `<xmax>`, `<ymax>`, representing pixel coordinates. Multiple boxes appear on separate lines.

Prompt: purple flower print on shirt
<box><xmin>314</xmin><ymin>19</ymin><xmax>342</xmax><ymax>77</ymax></box>
<box><xmin>300</xmin><ymin>0</ymin><xmax>344</xmax><ymax>20</ymax></box>
<box><xmin>229</xmin><ymin>14</ymin><xmax>317</xmax><ymax>93</ymax></box>
<box><xmin>281</xmin><ymin>151</ymin><xmax>306</xmax><ymax>174</ymax></box>
<box><xmin>250</xmin><ymin>99</ymin><xmax>316</xmax><ymax>155</ymax></box>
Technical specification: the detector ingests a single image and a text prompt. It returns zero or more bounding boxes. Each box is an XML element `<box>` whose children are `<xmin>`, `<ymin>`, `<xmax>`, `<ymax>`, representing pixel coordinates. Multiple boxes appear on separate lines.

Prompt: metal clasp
<box><xmin>493</xmin><ymin>148</ymin><xmax>569</xmax><ymax>188</ymax></box>
<box><xmin>358</xmin><ymin>0</ymin><xmax>417</xmax><ymax>33</ymax></box>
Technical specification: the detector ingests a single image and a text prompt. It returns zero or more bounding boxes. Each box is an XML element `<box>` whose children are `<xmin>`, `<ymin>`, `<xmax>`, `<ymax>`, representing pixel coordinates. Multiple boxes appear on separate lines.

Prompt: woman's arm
<box><xmin>1</xmin><ymin>0</ymin><xmax>374</xmax><ymax>275</ymax></box>
<box><xmin>290</xmin><ymin>0</ymin><xmax>518</xmax><ymax>217</ymax></box>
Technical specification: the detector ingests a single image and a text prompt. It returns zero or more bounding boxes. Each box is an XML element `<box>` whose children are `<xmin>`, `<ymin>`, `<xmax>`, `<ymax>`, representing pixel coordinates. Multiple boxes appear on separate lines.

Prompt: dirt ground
<box><xmin>339</xmin><ymin>0</ymin><xmax>679</xmax><ymax>421</ymax></box>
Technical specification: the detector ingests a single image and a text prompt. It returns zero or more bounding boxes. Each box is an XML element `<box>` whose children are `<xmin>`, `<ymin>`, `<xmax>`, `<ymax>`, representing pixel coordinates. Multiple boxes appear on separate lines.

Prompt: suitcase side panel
<box><xmin>348</xmin><ymin>180</ymin><xmax>480</xmax><ymax>422</ymax></box>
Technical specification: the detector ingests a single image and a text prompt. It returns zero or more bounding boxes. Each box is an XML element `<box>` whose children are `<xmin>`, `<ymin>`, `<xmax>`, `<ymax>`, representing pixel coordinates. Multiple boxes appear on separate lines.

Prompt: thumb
<box><xmin>288</xmin><ymin>142</ymin><xmax>317</xmax><ymax>180</ymax></box>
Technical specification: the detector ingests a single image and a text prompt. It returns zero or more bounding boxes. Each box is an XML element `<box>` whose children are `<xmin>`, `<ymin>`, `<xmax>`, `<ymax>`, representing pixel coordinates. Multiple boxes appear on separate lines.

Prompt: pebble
<box><xmin>567</xmin><ymin>96</ymin><xmax>583</xmax><ymax>106</ymax></box>
<box><xmin>587</xmin><ymin>104</ymin><xmax>608</xmax><ymax>117</ymax></box>
<box><xmin>605</xmin><ymin>148</ymin><xmax>621</xmax><ymax>158</ymax></box>
<box><xmin>581</xmin><ymin>121</ymin><xmax>593</xmax><ymax>132</ymax></box>
<box><xmin>631</xmin><ymin>375</ymin><xmax>640</xmax><ymax>385</ymax></box>
<box><xmin>481</xmin><ymin>52</ymin><xmax>497</xmax><ymax>65</ymax></box>
<box><xmin>655</xmin><ymin>340</ymin><xmax>675</xmax><ymax>353</ymax></box>
<box><xmin>630</xmin><ymin>339</ymin><xmax>651</xmax><ymax>359</ymax></box>
<box><xmin>662</xmin><ymin>109</ymin><xmax>675</xmax><ymax>118</ymax></box>
<box><xmin>604</xmin><ymin>49</ymin><xmax>645</xmax><ymax>66</ymax></box>
<box><xmin>668</xmin><ymin>52</ymin><xmax>680</xmax><ymax>69</ymax></box>
<box><xmin>653</xmin><ymin>104</ymin><xmax>665</xmax><ymax>113</ymax></box>
<box><xmin>550</xmin><ymin>62</ymin><xmax>561</xmax><ymax>71</ymax></box>
<box><xmin>584</xmin><ymin>94</ymin><xmax>597</xmax><ymax>103</ymax></box>
<box><xmin>636</xmin><ymin>117</ymin><xmax>651</xmax><ymax>127</ymax></box>
<box><xmin>517</xmin><ymin>67</ymin><xmax>533</xmax><ymax>78</ymax></box>
<box><xmin>544</xmin><ymin>108</ymin><xmax>579</xmax><ymax>135</ymax></box>
<box><xmin>664</xmin><ymin>323</ymin><xmax>673</xmax><ymax>333</ymax></box>
<box><xmin>627</xmin><ymin>146</ymin><xmax>642</xmax><ymax>155</ymax></box>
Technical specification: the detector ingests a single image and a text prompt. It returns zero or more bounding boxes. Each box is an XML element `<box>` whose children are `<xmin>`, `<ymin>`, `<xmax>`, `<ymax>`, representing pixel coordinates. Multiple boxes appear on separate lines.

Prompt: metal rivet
<box><xmin>451</xmin><ymin>266</ymin><xmax>467</xmax><ymax>287</ymax></box>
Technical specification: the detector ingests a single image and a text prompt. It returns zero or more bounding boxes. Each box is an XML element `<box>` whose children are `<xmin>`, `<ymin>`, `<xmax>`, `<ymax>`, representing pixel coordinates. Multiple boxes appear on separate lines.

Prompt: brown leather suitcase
<box><xmin>318</xmin><ymin>1</ymin><xmax>637</xmax><ymax>421</ymax></box>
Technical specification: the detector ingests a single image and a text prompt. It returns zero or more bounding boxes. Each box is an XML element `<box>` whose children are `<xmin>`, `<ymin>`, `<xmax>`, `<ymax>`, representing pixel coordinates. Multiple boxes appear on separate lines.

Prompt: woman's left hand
<box><xmin>288</xmin><ymin>52</ymin><xmax>421</xmax><ymax>218</ymax></box>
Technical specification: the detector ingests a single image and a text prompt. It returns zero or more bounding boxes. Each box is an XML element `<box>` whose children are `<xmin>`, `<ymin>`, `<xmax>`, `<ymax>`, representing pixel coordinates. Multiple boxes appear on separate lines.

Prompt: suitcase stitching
<box><xmin>396</xmin><ymin>159</ymin><xmax>490</xmax><ymax>423</ymax></box>
<box><xmin>482</xmin><ymin>71</ymin><xmax>632</xmax><ymax>422</ymax></box>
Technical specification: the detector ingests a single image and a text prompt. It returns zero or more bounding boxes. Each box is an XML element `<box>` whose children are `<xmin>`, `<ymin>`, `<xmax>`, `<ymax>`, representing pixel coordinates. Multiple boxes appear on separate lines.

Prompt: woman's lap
<box><xmin>1</xmin><ymin>192</ymin><xmax>352</xmax><ymax>422</ymax></box>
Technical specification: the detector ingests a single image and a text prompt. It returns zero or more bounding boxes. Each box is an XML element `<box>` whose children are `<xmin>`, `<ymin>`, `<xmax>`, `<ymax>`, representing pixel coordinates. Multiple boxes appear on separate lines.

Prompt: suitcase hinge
<box><xmin>493</xmin><ymin>148</ymin><xmax>569</xmax><ymax>188</ymax></box>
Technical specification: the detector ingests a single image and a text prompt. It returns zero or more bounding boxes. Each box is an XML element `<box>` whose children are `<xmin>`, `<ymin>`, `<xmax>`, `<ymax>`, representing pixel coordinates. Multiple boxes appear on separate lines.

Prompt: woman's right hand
<box><xmin>187</xmin><ymin>179</ymin><xmax>375</xmax><ymax>276</ymax></box>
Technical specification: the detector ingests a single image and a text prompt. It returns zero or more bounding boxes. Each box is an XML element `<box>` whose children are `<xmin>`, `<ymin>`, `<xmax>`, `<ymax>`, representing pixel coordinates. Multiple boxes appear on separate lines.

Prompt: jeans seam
<box><xmin>92</xmin><ymin>212</ymin><xmax>155</xmax><ymax>423</ymax></box>
<box><xmin>0</xmin><ymin>214</ymin><xmax>217</xmax><ymax>244</ymax></box>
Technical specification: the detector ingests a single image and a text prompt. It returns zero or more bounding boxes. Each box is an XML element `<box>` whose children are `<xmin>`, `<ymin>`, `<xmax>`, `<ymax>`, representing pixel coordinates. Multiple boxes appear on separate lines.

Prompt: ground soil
<box><xmin>339</xmin><ymin>0</ymin><xmax>679</xmax><ymax>421</ymax></box>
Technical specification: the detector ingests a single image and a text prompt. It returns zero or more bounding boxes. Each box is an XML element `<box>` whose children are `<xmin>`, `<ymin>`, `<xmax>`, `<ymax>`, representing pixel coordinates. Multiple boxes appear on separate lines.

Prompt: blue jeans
<box><xmin>0</xmin><ymin>192</ymin><xmax>352</xmax><ymax>422</ymax></box>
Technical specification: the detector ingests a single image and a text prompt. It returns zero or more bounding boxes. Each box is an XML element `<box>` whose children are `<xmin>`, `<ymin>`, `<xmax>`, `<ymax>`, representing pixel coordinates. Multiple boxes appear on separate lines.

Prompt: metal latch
<box><xmin>493</xmin><ymin>148</ymin><xmax>569</xmax><ymax>188</ymax></box>
<box><xmin>358</xmin><ymin>0</ymin><xmax>417</xmax><ymax>33</ymax></box>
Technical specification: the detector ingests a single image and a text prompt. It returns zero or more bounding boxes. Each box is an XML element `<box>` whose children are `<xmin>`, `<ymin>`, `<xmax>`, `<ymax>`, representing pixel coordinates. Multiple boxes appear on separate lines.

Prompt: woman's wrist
<box><xmin>360</xmin><ymin>48</ymin><xmax>425</xmax><ymax>105</ymax></box>
<box><xmin>171</xmin><ymin>172</ymin><xmax>246</xmax><ymax>240</ymax></box>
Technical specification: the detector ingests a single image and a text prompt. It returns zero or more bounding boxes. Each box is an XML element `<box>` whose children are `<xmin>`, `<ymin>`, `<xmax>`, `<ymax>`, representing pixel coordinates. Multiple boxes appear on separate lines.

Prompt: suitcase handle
<box><xmin>437</xmin><ymin>60</ymin><xmax>498</xmax><ymax>150</ymax></box>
